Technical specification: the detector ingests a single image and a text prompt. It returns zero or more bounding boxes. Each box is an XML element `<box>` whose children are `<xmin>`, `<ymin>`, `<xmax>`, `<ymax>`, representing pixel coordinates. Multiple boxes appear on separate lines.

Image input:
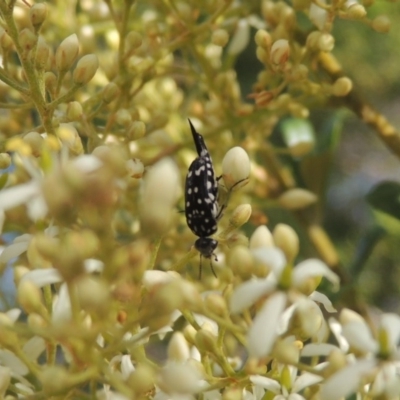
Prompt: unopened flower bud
<box><xmin>249</xmin><ymin>225</ymin><xmax>274</xmax><ymax>249</ymax></box>
<box><xmin>125</xmin><ymin>31</ymin><xmax>143</xmax><ymax>54</ymax></box>
<box><xmin>66</xmin><ymin>101</ymin><xmax>83</xmax><ymax>121</ymax></box>
<box><xmin>205</xmin><ymin>293</ymin><xmax>227</xmax><ymax>317</ymax></box>
<box><xmin>317</xmin><ymin>33</ymin><xmax>334</xmax><ymax>52</ymax></box>
<box><xmin>102</xmin><ymin>82</ymin><xmax>120</xmax><ymax>103</ymax></box>
<box><xmin>273</xmin><ymin>223</ymin><xmax>299</xmax><ymax>262</ymax></box>
<box><xmin>306</xmin><ymin>31</ymin><xmax>321</xmax><ymax>51</ymax></box>
<box><xmin>372</xmin><ymin>15</ymin><xmax>391</xmax><ymax>33</ymax></box>
<box><xmin>127</xmin><ymin>120</ymin><xmax>146</xmax><ymax>140</ymax></box>
<box><xmin>139</xmin><ymin>158</ymin><xmax>180</xmax><ymax>236</ymax></box>
<box><xmin>35</xmin><ymin>36</ymin><xmax>49</xmax><ymax>69</ymax></box>
<box><xmin>212</xmin><ymin>29</ymin><xmax>229</xmax><ymax>47</ymax></box>
<box><xmin>0</xmin><ymin>313</ymin><xmax>19</xmax><ymax>349</ymax></box>
<box><xmin>73</xmin><ymin>54</ymin><xmax>99</xmax><ymax>85</ymax></box>
<box><xmin>0</xmin><ymin>153</ymin><xmax>11</xmax><ymax>169</ymax></box>
<box><xmin>23</xmin><ymin>131</ymin><xmax>44</xmax><ymax>157</ymax></box>
<box><xmin>222</xmin><ymin>387</ymin><xmax>243</xmax><ymax>400</ymax></box>
<box><xmin>290</xmin><ymin>299</ymin><xmax>323</xmax><ymax>340</ymax></box>
<box><xmin>17</xmin><ymin>280</ymin><xmax>46</xmax><ymax>317</ymax></box>
<box><xmin>30</xmin><ymin>3</ymin><xmax>47</xmax><ymax>30</ymax></box>
<box><xmin>222</xmin><ymin>147</ymin><xmax>250</xmax><ymax>190</ymax></box>
<box><xmin>195</xmin><ymin>328</ymin><xmax>218</xmax><ymax>353</ymax></box>
<box><xmin>346</xmin><ymin>4</ymin><xmax>367</xmax><ymax>19</ymax></box>
<box><xmin>332</xmin><ymin>77</ymin><xmax>353</xmax><ymax>97</ymax></box>
<box><xmin>325</xmin><ymin>349</ymin><xmax>347</xmax><ymax>375</ymax></box>
<box><xmin>168</xmin><ymin>332</ymin><xmax>190</xmax><ymax>362</ymax></box>
<box><xmin>278</xmin><ymin>188</ymin><xmax>317</xmax><ymax>210</ymax></box>
<box><xmin>254</xmin><ymin>90</ymin><xmax>274</xmax><ymax>107</ymax></box>
<box><xmin>254</xmin><ymin>29</ymin><xmax>271</xmax><ymax>48</ymax></box>
<box><xmin>273</xmin><ymin>339</ymin><xmax>300</xmax><ymax>365</ymax></box>
<box><xmin>40</xmin><ymin>366</ymin><xmax>73</xmax><ymax>395</ymax></box>
<box><xmin>228</xmin><ymin>246</ymin><xmax>254</xmax><ymax>278</ymax></box>
<box><xmin>126</xmin><ymin>364</ymin><xmax>155</xmax><ymax>396</ymax></box>
<box><xmin>56</xmin><ymin>34</ymin><xmax>80</xmax><ymax>72</ymax></box>
<box><xmin>19</xmin><ymin>28</ymin><xmax>37</xmax><ymax>52</ymax></box>
<box><xmin>0</xmin><ymin>29</ymin><xmax>13</xmax><ymax>51</ymax></box>
<box><xmin>28</xmin><ymin>313</ymin><xmax>48</xmax><ymax>329</ymax></box>
<box><xmin>256</xmin><ymin>46</ymin><xmax>268</xmax><ymax>64</ymax></box>
<box><xmin>270</xmin><ymin>39</ymin><xmax>290</xmax><ymax>65</ymax></box>
<box><xmin>183</xmin><ymin>324</ymin><xmax>197</xmax><ymax>345</ymax></box>
<box><xmin>45</xmin><ymin>71</ymin><xmax>57</xmax><ymax>92</ymax></box>
<box><xmin>76</xmin><ymin>276</ymin><xmax>110</xmax><ymax>314</ymax></box>
<box><xmin>115</xmin><ymin>109</ymin><xmax>132</xmax><ymax>127</ymax></box>
<box><xmin>339</xmin><ymin>308</ymin><xmax>364</xmax><ymax>325</ymax></box>
<box><xmin>0</xmin><ymin>366</ymin><xmax>10</xmax><ymax>398</ymax></box>
<box><xmin>229</xmin><ymin>204</ymin><xmax>252</xmax><ymax>228</ymax></box>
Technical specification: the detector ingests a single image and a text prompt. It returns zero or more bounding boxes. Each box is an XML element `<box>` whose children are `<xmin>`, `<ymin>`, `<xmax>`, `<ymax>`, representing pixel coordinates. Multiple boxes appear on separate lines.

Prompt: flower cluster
<box><xmin>0</xmin><ymin>0</ymin><xmax>397</xmax><ymax>399</ymax></box>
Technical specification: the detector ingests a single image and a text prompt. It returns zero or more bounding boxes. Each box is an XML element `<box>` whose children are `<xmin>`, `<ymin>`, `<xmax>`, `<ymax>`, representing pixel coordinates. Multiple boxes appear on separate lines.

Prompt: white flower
<box><xmin>320</xmin><ymin>311</ymin><xmax>400</xmax><ymax>400</ymax></box>
<box><xmin>0</xmin><ymin>154</ymin><xmax>102</xmax><ymax>221</ymax></box>
<box><xmin>230</xmin><ymin>246</ymin><xmax>338</xmax><ymax>358</ymax></box>
<box><xmin>250</xmin><ymin>365</ymin><xmax>322</xmax><ymax>400</ymax></box>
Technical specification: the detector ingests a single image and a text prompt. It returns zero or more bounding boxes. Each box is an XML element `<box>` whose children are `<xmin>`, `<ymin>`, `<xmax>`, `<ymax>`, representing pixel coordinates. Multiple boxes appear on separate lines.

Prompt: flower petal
<box><xmin>293</xmin><ymin>259</ymin><xmax>339</xmax><ymax>291</ymax></box>
<box><xmin>320</xmin><ymin>359</ymin><xmax>376</xmax><ymax>400</ymax></box>
<box><xmin>0</xmin><ymin>181</ymin><xmax>40</xmax><ymax>211</ymax></box>
<box><xmin>229</xmin><ymin>278</ymin><xmax>274</xmax><ymax>314</ymax></box>
<box><xmin>247</xmin><ymin>291</ymin><xmax>287</xmax><ymax>358</ymax></box>
<box><xmin>0</xmin><ymin>239</ymin><xmax>30</xmax><ymax>265</ymax></box>
<box><xmin>21</xmin><ymin>268</ymin><xmax>62</xmax><ymax>287</ymax></box>
<box><xmin>380</xmin><ymin>313</ymin><xmax>400</xmax><ymax>351</ymax></box>
<box><xmin>342</xmin><ymin>321</ymin><xmax>378</xmax><ymax>354</ymax></box>
<box><xmin>292</xmin><ymin>372</ymin><xmax>323</xmax><ymax>392</ymax></box>
<box><xmin>309</xmin><ymin>291</ymin><xmax>336</xmax><ymax>312</ymax></box>
<box><xmin>301</xmin><ymin>343</ymin><xmax>341</xmax><ymax>357</ymax></box>
<box><xmin>250</xmin><ymin>375</ymin><xmax>280</xmax><ymax>393</ymax></box>
<box><xmin>252</xmin><ymin>247</ymin><xmax>286</xmax><ymax>279</ymax></box>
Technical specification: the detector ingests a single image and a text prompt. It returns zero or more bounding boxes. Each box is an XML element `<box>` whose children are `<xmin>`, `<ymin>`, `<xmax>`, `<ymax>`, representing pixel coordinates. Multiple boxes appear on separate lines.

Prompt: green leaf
<box><xmin>366</xmin><ymin>181</ymin><xmax>400</xmax><ymax>220</ymax></box>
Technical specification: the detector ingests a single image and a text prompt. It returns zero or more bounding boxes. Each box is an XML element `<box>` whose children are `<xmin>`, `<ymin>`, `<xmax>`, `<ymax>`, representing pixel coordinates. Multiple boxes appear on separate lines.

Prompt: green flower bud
<box><xmin>278</xmin><ymin>188</ymin><xmax>318</xmax><ymax>210</ymax></box>
<box><xmin>45</xmin><ymin>71</ymin><xmax>57</xmax><ymax>92</ymax></box>
<box><xmin>317</xmin><ymin>33</ymin><xmax>335</xmax><ymax>52</ymax></box>
<box><xmin>35</xmin><ymin>36</ymin><xmax>50</xmax><ymax>69</ymax></box>
<box><xmin>372</xmin><ymin>15</ymin><xmax>391</xmax><ymax>33</ymax></box>
<box><xmin>73</xmin><ymin>54</ymin><xmax>99</xmax><ymax>85</ymax></box>
<box><xmin>17</xmin><ymin>280</ymin><xmax>47</xmax><ymax>317</ymax></box>
<box><xmin>229</xmin><ymin>204</ymin><xmax>252</xmax><ymax>228</ymax></box>
<box><xmin>270</xmin><ymin>39</ymin><xmax>290</xmax><ymax>65</ymax></box>
<box><xmin>249</xmin><ymin>225</ymin><xmax>274</xmax><ymax>249</ymax></box>
<box><xmin>127</xmin><ymin>120</ymin><xmax>146</xmax><ymax>140</ymax></box>
<box><xmin>0</xmin><ymin>153</ymin><xmax>11</xmax><ymax>169</ymax></box>
<box><xmin>222</xmin><ymin>146</ymin><xmax>251</xmax><ymax>190</ymax></box>
<box><xmin>0</xmin><ymin>313</ymin><xmax>19</xmax><ymax>349</ymax></box>
<box><xmin>30</xmin><ymin>3</ymin><xmax>47</xmax><ymax>30</ymax></box>
<box><xmin>332</xmin><ymin>77</ymin><xmax>353</xmax><ymax>97</ymax></box>
<box><xmin>228</xmin><ymin>245</ymin><xmax>254</xmax><ymax>279</ymax></box>
<box><xmin>254</xmin><ymin>29</ymin><xmax>271</xmax><ymax>48</ymax></box>
<box><xmin>125</xmin><ymin>31</ymin><xmax>143</xmax><ymax>54</ymax></box>
<box><xmin>115</xmin><ymin>109</ymin><xmax>132</xmax><ymax>127</ymax></box>
<box><xmin>211</xmin><ymin>29</ymin><xmax>229</xmax><ymax>47</ymax></box>
<box><xmin>56</xmin><ymin>34</ymin><xmax>79</xmax><ymax>72</ymax></box>
<box><xmin>273</xmin><ymin>223</ymin><xmax>299</xmax><ymax>262</ymax></box>
<box><xmin>66</xmin><ymin>101</ymin><xmax>83</xmax><ymax>121</ymax></box>
<box><xmin>23</xmin><ymin>131</ymin><xmax>44</xmax><ymax>157</ymax></box>
<box><xmin>0</xmin><ymin>29</ymin><xmax>13</xmax><ymax>51</ymax></box>
<box><xmin>76</xmin><ymin>276</ymin><xmax>110</xmax><ymax>314</ymax></box>
<box><xmin>346</xmin><ymin>4</ymin><xmax>367</xmax><ymax>19</ymax></box>
<box><xmin>102</xmin><ymin>82</ymin><xmax>120</xmax><ymax>103</ymax></box>
<box><xmin>19</xmin><ymin>28</ymin><xmax>37</xmax><ymax>52</ymax></box>
<box><xmin>167</xmin><ymin>332</ymin><xmax>190</xmax><ymax>362</ymax></box>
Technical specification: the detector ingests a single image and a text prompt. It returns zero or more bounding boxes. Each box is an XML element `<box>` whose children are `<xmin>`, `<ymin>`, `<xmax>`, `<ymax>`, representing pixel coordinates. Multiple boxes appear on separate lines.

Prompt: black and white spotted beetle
<box><xmin>185</xmin><ymin>119</ymin><xmax>223</xmax><ymax>278</ymax></box>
